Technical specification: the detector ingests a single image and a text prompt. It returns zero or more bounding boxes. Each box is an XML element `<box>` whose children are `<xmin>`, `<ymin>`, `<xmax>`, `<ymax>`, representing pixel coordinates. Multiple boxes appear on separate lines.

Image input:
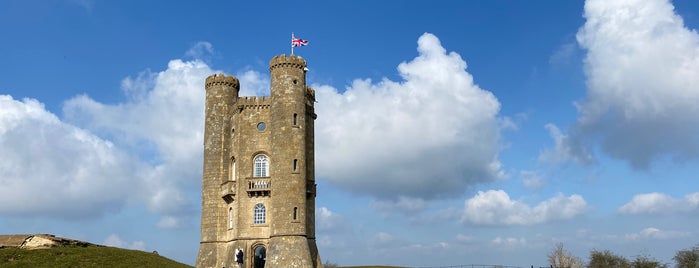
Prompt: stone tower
<box><xmin>197</xmin><ymin>54</ymin><xmax>321</xmax><ymax>268</ymax></box>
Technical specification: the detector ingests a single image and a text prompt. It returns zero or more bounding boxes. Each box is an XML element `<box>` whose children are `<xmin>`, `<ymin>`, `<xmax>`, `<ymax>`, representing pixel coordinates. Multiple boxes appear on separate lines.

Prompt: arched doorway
<box><xmin>253</xmin><ymin>245</ymin><xmax>266</xmax><ymax>268</ymax></box>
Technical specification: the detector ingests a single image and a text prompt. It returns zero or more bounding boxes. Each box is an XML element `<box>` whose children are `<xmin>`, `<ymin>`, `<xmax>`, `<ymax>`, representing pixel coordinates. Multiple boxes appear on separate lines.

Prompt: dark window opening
<box><xmin>293</xmin><ymin>207</ymin><xmax>298</xmax><ymax>220</ymax></box>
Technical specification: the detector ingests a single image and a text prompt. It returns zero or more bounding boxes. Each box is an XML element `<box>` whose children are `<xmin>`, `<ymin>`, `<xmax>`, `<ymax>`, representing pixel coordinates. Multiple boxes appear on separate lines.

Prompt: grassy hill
<box><xmin>0</xmin><ymin>245</ymin><xmax>192</xmax><ymax>268</ymax></box>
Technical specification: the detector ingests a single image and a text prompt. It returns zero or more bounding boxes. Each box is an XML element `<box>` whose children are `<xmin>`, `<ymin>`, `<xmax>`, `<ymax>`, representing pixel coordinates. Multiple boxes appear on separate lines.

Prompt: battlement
<box><xmin>269</xmin><ymin>54</ymin><xmax>307</xmax><ymax>71</ymax></box>
<box><xmin>205</xmin><ymin>73</ymin><xmax>240</xmax><ymax>89</ymax></box>
<box><xmin>235</xmin><ymin>96</ymin><xmax>271</xmax><ymax>112</ymax></box>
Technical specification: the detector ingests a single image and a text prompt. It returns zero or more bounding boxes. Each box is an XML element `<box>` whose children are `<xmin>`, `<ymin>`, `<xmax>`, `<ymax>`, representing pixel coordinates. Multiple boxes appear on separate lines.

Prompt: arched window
<box><xmin>228</xmin><ymin>207</ymin><xmax>233</xmax><ymax>229</ymax></box>
<box><xmin>293</xmin><ymin>207</ymin><xmax>298</xmax><ymax>220</ymax></box>
<box><xmin>293</xmin><ymin>113</ymin><xmax>298</xmax><ymax>125</ymax></box>
<box><xmin>293</xmin><ymin>159</ymin><xmax>298</xmax><ymax>172</ymax></box>
<box><xmin>253</xmin><ymin>155</ymin><xmax>269</xmax><ymax>177</ymax></box>
<box><xmin>254</xmin><ymin>203</ymin><xmax>266</xmax><ymax>224</ymax></box>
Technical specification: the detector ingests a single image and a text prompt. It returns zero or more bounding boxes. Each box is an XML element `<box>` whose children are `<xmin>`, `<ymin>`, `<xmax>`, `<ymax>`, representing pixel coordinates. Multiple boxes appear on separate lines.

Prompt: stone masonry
<box><xmin>196</xmin><ymin>54</ymin><xmax>321</xmax><ymax>268</ymax></box>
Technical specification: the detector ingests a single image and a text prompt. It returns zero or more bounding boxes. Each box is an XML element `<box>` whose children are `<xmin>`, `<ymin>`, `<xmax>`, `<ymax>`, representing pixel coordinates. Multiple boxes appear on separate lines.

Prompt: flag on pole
<box><xmin>291</xmin><ymin>37</ymin><xmax>309</xmax><ymax>47</ymax></box>
<box><xmin>291</xmin><ymin>33</ymin><xmax>308</xmax><ymax>55</ymax></box>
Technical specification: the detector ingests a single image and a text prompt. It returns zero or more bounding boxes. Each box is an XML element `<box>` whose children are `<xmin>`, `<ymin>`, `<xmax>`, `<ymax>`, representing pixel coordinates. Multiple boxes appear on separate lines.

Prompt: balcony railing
<box><xmin>246</xmin><ymin>177</ymin><xmax>271</xmax><ymax>197</ymax></box>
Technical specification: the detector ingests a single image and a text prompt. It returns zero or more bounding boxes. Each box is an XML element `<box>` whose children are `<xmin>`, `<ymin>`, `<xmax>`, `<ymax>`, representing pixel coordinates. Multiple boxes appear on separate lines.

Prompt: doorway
<box><xmin>253</xmin><ymin>245</ymin><xmax>266</xmax><ymax>268</ymax></box>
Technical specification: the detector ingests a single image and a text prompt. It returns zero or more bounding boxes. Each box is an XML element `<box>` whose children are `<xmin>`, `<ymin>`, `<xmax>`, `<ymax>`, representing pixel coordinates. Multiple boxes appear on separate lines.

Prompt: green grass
<box><xmin>0</xmin><ymin>245</ymin><xmax>192</xmax><ymax>268</ymax></box>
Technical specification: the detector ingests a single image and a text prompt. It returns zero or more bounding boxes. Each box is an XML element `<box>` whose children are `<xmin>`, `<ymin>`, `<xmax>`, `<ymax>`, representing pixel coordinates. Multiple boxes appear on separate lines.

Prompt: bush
<box><xmin>323</xmin><ymin>260</ymin><xmax>340</xmax><ymax>268</ymax></box>
<box><xmin>674</xmin><ymin>245</ymin><xmax>699</xmax><ymax>268</ymax></box>
<box><xmin>588</xmin><ymin>250</ymin><xmax>630</xmax><ymax>268</ymax></box>
<box><xmin>630</xmin><ymin>255</ymin><xmax>667</xmax><ymax>268</ymax></box>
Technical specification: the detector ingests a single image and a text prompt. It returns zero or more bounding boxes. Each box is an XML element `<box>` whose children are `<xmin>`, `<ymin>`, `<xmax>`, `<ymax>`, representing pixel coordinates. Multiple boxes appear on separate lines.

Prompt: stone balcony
<box><xmin>221</xmin><ymin>180</ymin><xmax>236</xmax><ymax>203</ymax></box>
<box><xmin>246</xmin><ymin>177</ymin><xmax>271</xmax><ymax>197</ymax></box>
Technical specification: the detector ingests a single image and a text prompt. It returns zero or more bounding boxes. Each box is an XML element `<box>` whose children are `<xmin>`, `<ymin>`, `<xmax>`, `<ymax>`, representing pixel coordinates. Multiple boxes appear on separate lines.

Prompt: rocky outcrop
<box><xmin>0</xmin><ymin>234</ymin><xmax>94</xmax><ymax>249</ymax></box>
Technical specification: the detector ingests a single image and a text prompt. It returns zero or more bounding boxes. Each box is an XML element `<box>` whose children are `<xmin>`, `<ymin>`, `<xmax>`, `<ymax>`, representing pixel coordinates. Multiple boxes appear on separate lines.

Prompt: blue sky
<box><xmin>2</xmin><ymin>0</ymin><xmax>699</xmax><ymax>266</ymax></box>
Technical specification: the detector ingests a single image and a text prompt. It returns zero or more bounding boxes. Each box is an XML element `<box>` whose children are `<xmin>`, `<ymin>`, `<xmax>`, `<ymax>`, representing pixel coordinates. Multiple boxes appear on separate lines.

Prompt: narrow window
<box><xmin>293</xmin><ymin>113</ymin><xmax>298</xmax><ymax>125</ymax></box>
<box><xmin>293</xmin><ymin>207</ymin><xmax>298</xmax><ymax>220</ymax></box>
<box><xmin>231</xmin><ymin>157</ymin><xmax>236</xmax><ymax>181</ymax></box>
<box><xmin>253</xmin><ymin>155</ymin><xmax>268</xmax><ymax>177</ymax></box>
<box><xmin>229</xmin><ymin>207</ymin><xmax>234</xmax><ymax>229</ymax></box>
<box><xmin>293</xmin><ymin>159</ymin><xmax>298</xmax><ymax>172</ymax></box>
<box><xmin>254</xmin><ymin>203</ymin><xmax>266</xmax><ymax>224</ymax></box>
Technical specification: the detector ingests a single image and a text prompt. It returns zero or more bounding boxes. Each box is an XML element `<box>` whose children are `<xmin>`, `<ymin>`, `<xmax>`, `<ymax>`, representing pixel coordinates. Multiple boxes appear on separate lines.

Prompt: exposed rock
<box><xmin>0</xmin><ymin>234</ymin><xmax>95</xmax><ymax>250</ymax></box>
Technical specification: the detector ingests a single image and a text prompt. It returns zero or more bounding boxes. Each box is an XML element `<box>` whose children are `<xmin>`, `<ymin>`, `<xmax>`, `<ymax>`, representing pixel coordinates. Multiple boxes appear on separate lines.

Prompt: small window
<box><xmin>257</xmin><ymin>122</ymin><xmax>266</xmax><ymax>131</ymax></box>
<box><xmin>229</xmin><ymin>207</ymin><xmax>233</xmax><ymax>229</ymax></box>
<box><xmin>254</xmin><ymin>203</ymin><xmax>266</xmax><ymax>224</ymax></box>
<box><xmin>293</xmin><ymin>113</ymin><xmax>298</xmax><ymax>125</ymax></box>
<box><xmin>231</xmin><ymin>157</ymin><xmax>236</xmax><ymax>181</ymax></box>
<box><xmin>293</xmin><ymin>207</ymin><xmax>298</xmax><ymax>220</ymax></box>
<box><xmin>293</xmin><ymin>159</ymin><xmax>298</xmax><ymax>172</ymax></box>
<box><xmin>254</xmin><ymin>155</ymin><xmax>269</xmax><ymax>177</ymax></box>
<box><xmin>293</xmin><ymin>79</ymin><xmax>298</xmax><ymax>85</ymax></box>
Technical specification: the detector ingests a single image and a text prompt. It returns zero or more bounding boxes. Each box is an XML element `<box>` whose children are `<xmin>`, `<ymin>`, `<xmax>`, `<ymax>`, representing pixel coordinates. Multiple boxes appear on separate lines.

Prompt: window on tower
<box><xmin>254</xmin><ymin>203</ymin><xmax>266</xmax><ymax>224</ymax></box>
<box><xmin>228</xmin><ymin>207</ymin><xmax>233</xmax><ymax>229</ymax></box>
<box><xmin>253</xmin><ymin>155</ymin><xmax>269</xmax><ymax>177</ymax></box>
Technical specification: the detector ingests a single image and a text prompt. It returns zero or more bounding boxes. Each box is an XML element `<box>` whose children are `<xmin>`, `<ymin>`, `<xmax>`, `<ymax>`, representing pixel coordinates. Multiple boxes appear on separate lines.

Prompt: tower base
<box><xmin>265</xmin><ymin>236</ymin><xmax>321</xmax><ymax>268</ymax></box>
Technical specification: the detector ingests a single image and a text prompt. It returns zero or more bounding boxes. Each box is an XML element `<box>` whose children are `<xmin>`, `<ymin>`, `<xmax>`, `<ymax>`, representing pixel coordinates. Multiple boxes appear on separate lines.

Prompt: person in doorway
<box><xmin>236</xmin><ymin>249</ymin><xmax>244</xmax><ymax>268</ymax></box>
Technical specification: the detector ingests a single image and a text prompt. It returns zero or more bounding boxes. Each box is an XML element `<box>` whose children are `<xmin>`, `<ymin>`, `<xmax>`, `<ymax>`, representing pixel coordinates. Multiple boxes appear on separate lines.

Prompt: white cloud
<box><xmin>316</xmin><ymin>207</ymin><xmax>351</xmax><ymax>232</ymax></box>
<box><xmin>461</xmin><ymin>190</ymin><xmax>587</xmax><ymax>226</ymax></box>
<box><xmin>315</xmin><ymin>32</ymin><xmax>503</xmax><ymax>199</ymax></box>
<box><xmin>63</xmin><ymin>59</ymin><xmax>214</xmax><ymax>216</ymax></box>
<box><xmin>103</xmin><ymin>234</ymin><xmax>147</xmax><ymax>251</ymax></box>
<box><xmin>625</xmin><ymin>227</ymin><xmax>690</xmax><ymax>240</ymax></box>
<box><xmin>556</xmin><ymin>0</ymin><xmax>699</xmax><ymax>168</ymax></box>
<box><xmin>618</xmin><ymin>192</ymin><xmax>699</xmax><ymax>214</ymax></box>
<box><xmin>184</xmin><ymin>41</ymin><xmax>214</xmax><ymax>62</ymax></box>
<box><xmin>0</xmin><ymin>95</ymin><xmax>138</xmax><ymax>218</ymax></box>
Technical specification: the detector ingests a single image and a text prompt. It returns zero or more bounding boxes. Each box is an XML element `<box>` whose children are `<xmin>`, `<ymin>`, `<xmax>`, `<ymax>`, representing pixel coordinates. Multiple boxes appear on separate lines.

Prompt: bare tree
<box><xmin>548</xmin><ymin>243</ymin><xmax>585</xmax><ymax>268</ymax></box>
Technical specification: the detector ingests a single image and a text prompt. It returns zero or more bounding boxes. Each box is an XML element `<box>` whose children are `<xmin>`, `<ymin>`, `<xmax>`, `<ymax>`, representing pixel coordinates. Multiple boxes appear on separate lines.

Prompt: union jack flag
<box><xmin>291</xmin><ymin>37</ymin><xmax>309</xmax><ymax>47</ymax></box>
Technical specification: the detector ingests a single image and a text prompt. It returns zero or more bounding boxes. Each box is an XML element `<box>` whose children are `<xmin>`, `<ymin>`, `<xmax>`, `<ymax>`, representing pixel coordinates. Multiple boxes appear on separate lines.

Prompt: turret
<box><xmin>266</xmin><ymin>54</ymin><xmax>319</xmax><ymax>267</ymax></box>
<box><xmin>197</xmin><ymin>73</ymin><xmax>239</xmax><ymax>268</ymax></box>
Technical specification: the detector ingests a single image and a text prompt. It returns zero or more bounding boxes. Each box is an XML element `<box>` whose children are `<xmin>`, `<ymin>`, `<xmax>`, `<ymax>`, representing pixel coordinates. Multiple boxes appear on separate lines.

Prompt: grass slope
<box><xmin>0</xmin><ymin>245</ymin><xmax>192</xmax><ymax>268</ymax></box>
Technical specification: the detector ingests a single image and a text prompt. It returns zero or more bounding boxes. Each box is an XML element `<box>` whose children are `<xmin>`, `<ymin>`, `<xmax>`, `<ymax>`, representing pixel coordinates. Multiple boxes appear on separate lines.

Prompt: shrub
<box><xmin>674</xmin><ymin>245</ymin><xmax>699</xmax><ymax>268</ymax></box>
<box><xmin>588</xmin><ymin>250</ymin><xmax>630</xmax><ymax>268</ymax></box>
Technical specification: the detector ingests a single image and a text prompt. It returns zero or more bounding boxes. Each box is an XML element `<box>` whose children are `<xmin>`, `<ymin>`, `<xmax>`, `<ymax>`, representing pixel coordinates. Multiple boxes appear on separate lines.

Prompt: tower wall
<box><xmin>198</xmin><ymin>74</ymin><xmax>239</xmax><ymax>268</ymax></box>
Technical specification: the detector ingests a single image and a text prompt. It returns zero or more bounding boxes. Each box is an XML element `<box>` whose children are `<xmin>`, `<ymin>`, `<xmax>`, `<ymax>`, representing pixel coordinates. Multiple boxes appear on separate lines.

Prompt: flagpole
<box><xmin>291</xmin><ymin>32</ymin><xmax>294</xmax><ymax>55</ymax></box>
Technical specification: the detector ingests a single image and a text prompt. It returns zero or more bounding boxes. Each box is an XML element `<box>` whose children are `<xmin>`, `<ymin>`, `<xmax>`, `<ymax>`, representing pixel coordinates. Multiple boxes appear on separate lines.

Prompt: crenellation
<box><xmin>205</xmin><ymin>73</ymin><xmax>240</xmax><ymax>89</ymax></box>
<box><xmin>269</xmin><ymin>54</ymin><xmax>307</xmax><ymax>72</ymax></box>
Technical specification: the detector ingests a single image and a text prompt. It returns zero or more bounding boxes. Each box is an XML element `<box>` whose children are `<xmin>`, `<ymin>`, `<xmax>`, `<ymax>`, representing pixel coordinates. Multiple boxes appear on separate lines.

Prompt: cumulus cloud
<box><xmin>63</xmin><ymin>59</ymin><xmax>214</xmax><ymax>222</ymax></box>
<box><xmin>551</xmin><ymin>0</ymin><xmax>699</xmax><ymax>168</ymax></box>
<box><xmin>315</xmin><ymin>33</ymin><xmax>503</xmax><ymax>199</ymax></box>
<box><xmin>618</xmin><ymin>192</ymin><xmax>699</xmax><ymax>214</ymax></box>
<box><xmin>461</xmin><ymin>190</ymin><xmax>587</xmax><ymax>226</ymax></box>
<box><xmin>0</xmin><ymin>95</ymin><xmax>138</xmax><ymax>218</ymax></box>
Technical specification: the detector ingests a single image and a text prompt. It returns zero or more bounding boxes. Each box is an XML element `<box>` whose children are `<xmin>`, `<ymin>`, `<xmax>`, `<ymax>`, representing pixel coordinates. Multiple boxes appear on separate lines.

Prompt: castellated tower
<box><xmin>197</xmin><ymin>54</ymin><xmax>321</xmax><ymax>268</ymax></box>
